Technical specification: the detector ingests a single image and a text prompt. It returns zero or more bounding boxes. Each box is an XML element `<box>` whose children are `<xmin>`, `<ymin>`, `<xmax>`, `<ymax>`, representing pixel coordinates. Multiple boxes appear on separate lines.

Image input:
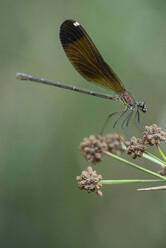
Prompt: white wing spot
<box><xmin>73</xmin><ymin>21</ymin><xmax>80</xmax><ymax>27</ymax></box>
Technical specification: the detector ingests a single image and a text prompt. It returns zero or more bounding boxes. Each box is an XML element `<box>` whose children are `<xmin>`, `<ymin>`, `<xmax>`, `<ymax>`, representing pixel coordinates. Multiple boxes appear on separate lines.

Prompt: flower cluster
<box><xmin>77</xmin><ymin>124</ymin><xmax>166</xmax><ymax>196</ymax></box>
<box><xmin>80</xmin><ymin>135</ymin><xmax>107</xmax><ymax>164</ymax></box>
<box><xmin>76</xmin><ymin>167</ymin><xmax>103</xmax><ymax>196</ymax></box>
<box><xmin>143</xmin><ymin>124</ymin><xmax>165</xmax><ymax>146</ymax></box>
<box><xmin>80</xmin><ymin>133</ymin><xmax>125</xmax><ymax>165</ymax></box>
<box><xmin>125</xmin><ymin>137</ymin><xmax>146</xmax><ymax>159</ymax></box>
<box><xmin>105</xmin><ymin>133</ymin><xmax>124</xmax><ymax>155</ymax></box>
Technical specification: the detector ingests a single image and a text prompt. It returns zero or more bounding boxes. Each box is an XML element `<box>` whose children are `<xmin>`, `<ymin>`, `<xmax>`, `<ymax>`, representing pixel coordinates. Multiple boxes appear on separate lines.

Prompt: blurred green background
<box><xmin>1</xmin><ymin>0</ymin><xmax>166</xmax><ymax>247</ymax></box>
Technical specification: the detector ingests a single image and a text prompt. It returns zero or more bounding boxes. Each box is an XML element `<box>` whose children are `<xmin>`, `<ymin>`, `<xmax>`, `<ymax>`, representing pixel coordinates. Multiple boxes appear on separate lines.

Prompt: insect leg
<box><xmin>100</xmin><ymin>112</ymin><xmax>119</xmax><ymax>135</ymax></box>
<box><xmin>113</xmin><ymin>107</ymin><xmax>129</xmax><ymax>129</ymax></box>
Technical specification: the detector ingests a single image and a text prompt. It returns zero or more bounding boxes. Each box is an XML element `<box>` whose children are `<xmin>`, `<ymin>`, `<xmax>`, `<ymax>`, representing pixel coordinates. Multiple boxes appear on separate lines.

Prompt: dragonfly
<box><xmin>16</xmin><ymin>19</ymin><xmax>147</xmax><ymax>132</ymax></box>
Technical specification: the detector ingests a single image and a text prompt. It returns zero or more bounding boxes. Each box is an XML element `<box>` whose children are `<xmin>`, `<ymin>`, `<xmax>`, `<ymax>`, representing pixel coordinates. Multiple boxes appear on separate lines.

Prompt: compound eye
<box><xmin>143</xmin><ymin>106</ymin><xmax>147</xmax><ymax>112</ymax></box>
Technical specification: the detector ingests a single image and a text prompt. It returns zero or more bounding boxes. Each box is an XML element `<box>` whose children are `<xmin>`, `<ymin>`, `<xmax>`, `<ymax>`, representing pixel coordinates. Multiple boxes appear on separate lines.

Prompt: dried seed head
<box><xmin>76</xmin><ymin>166</ymin><xmax>103</xmax><ymax>196</ymax></box>
<box><xmin>158</xmin><ymin>166</ymin><xmax>166</xmax><ymax>176</ymax></box>
<box><xmin>105</xmin><ymin>133</ymin><xmax>124</xmax><ymax>155</ymax></box>
<box><xmin>125</xmin><ymin>136</ymin><xmax>147</xmax><ymax>159</ymax></box>
<box><xmin>143</xmin><ymin>124</ymin><xmax>165</xmax><ymax>146</ymax></box>
<box><xmin>80</xmin><ymin>135</ymin><xmax>107</xmax><ymax>164</ymax></box>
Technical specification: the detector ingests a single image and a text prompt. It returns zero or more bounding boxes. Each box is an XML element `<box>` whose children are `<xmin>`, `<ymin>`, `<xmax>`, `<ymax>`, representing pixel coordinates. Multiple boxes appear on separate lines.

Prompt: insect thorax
<box><xmin>120</xmin><ymin>91</ymin><xmax>136</xmax><ymax>108</ymax></box>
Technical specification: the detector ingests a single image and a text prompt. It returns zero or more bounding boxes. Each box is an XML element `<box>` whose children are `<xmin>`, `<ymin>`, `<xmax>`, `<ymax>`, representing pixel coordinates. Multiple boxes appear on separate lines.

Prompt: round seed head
<box><xmin>158</xmin><ymin>166</ymin><xmax>166</xmax><ymax>176</ymax></box>
<box><xmin>80</xmin><ymin>135</ymin><xmax>107</xmax><ymax>164</ymax></box>
<box><xmin>125</xmin><ymin>136</ymin><xmax>147</xmax><ymax>159</ymax></box>
<box><xmin>143</xmin><ymin>124</ymin><xmax>165</xmax><ymax>146</ymax></box>
<box><xmin>105</xmin><ymin>133</ymin><xmax>124</xmax><ymax>155</ymax></box>
<box><xmin>76</xmin><ymin>166</ymin><xmax>103</xmax><ymax>196</ymax></box>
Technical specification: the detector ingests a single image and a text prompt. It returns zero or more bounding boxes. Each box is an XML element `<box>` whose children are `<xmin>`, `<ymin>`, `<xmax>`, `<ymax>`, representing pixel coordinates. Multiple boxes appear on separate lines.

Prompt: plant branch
<box><xmin>100</xmin><ymin>179</ymin><xmax>164</xmax><ymax>185</ymax></box>
<box><xmin>157</xmin><ymin>146</ymin><xmax>166</xmax><ymax>162</ymax></box>
<box><xmin>104</xmin><ymin>151</ymin><xmax>166</xmax><ymax>180</ymax></box>
<box><xmin>137</xmin><ymin>185</ymin><xmax>166</xmax><ymax>191</ymax></box>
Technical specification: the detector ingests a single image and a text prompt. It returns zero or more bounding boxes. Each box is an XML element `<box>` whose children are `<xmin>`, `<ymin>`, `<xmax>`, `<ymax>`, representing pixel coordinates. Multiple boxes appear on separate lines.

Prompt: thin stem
<box><xmin>100</xmin><ymin>179</ymin><xmax>164</xmax><ymax>185</ymax></box>
<box><xmin>137</xmin><ymin>185</ymin><xmax>166</xmax><ymax>191</ymax></box>
<box><xmin>157</xmin><ymin>146</ymin><xmax>166</xmax><ymax>162</ymax></box>
<box><xmin>144</xmin><ymin>151</ymin><xmax>166</xmax><ymax>166</ymax></box>
<box><xmin>104</xmin><ymin>151</ymin><xmax>166</xmax><ymax>180</ymax></box>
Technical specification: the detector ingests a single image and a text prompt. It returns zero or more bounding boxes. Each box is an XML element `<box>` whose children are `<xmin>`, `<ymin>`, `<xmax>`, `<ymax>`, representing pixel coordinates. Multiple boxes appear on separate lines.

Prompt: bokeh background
<box><xmin>1</xmin><ymin>0</ymin><xmax>166</xmax><ymax>247</ymax></box>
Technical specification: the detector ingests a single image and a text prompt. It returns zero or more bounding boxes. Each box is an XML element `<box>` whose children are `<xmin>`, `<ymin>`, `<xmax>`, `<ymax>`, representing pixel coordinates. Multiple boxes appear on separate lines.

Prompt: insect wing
<box><xmin>59</xmin><ymin>20</ymin><xmax>125</xmax><ymax>95</ymax></box>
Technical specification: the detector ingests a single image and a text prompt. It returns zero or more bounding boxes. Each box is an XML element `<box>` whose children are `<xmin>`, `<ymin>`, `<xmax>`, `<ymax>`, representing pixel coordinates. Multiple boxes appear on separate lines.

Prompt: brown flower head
<box><xmin>80</xmin><ymin>135</ymin><xmax>107</xmax><ymax>164</ymax></box>
<box><xmin>76</xmin><ymin>167</ymin><xmax>103</xmax><ymax>196</ymax></box>
<box><xmin>158</xmin><ymin>166</ymin><xmax>166</xmax><ymax>176</ymax></box>
<box><xmin>143</xmin><ymin>124</ymin><xmax>165</xmax><ymax>146</ymax></box>
<box><xmin>105</xmin><ymin>133</ymin><xmax>124</xmax><ymax>155</ymax></box>
<box><xmin>125</xmin><ymin>136</ymin><xmax>147</xmax><ymax>159</ymax></box>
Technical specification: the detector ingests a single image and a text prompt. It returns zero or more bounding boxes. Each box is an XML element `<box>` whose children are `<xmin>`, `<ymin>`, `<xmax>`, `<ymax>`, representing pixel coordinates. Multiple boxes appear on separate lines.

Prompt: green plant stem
<box><xmin>104</xmin><ymin>151</ymin><xmax>166</xmax><ymax>180</ymax></box>
<box><xmin>157</xmin><ymin>146</ymin><xmax>166</xmax><ymax>162</ymax></box>
<box><xmin>144</xmin><ymin>151</ymin><xmax>166</xmax><ymax>166</ymax></box>
<box><xmin>100</xmin><ymin>179</ymin><xmax>164</xmax><ymax>185</ymax></box>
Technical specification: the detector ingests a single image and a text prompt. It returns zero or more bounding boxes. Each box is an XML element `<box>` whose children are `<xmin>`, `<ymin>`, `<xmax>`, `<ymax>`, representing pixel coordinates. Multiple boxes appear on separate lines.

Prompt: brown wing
<box><xmin>59</xmin><ymin>20</ymin><xmax>125</xmax><ymax>95</ymax></box>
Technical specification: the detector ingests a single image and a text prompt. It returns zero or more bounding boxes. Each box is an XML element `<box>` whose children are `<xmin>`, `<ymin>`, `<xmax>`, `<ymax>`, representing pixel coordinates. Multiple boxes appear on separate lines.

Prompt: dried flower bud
<box><xmin>125</xmin><ymin>136</ymin><xmax>147</xmax><ymax>159</ymax></box>
<box><xmin>105</xmin><ymin>133</ymin><xmax>124</xmax><ymax>155</ymax></box>
<box><xmin>158</xmin><ymin>166</ymin><xmax>166</xmax><ymax>176</ymax></box>
<box><xmin>76</xmin><ymin>167</ymin><xmax>103</xmax><ymax>196</ymax></box>
<box><xmin>143</xmin><ymin>124</ymin><xmax>165</xmax><ymax>146</ymax></box>
<box><xmin>80</xmin><ymin>135</ymin><xmax>107</xmax><ymax>164</ymax></box>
